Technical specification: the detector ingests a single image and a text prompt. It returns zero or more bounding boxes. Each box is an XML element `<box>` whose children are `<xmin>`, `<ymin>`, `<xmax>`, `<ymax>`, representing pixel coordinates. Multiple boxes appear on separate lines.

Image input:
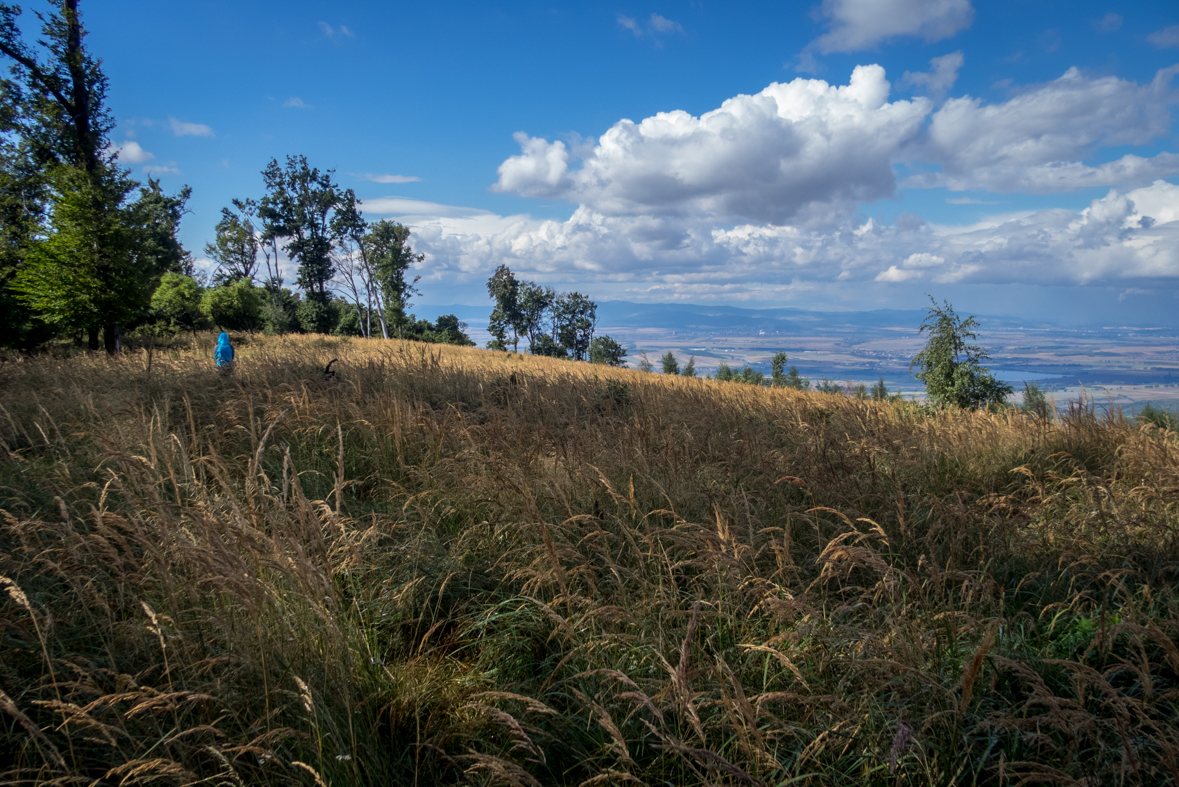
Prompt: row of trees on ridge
<box><xmin>485</xmin><ymin>264</ymin><xmax>627</xmax><ymax>365</ymax></box>
<box><xmin>0</xmin><ymin>0</ymin><xmax>473</xmax><ymax>351</ymax></box>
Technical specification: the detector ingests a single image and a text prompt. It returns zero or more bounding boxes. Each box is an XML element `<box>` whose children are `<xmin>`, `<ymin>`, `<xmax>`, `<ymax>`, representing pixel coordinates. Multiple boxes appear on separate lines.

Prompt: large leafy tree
<box><xmin>130</xmin><ymin>177</ymin><xmax>191</xmax><ymax>277</ymax></box>
<box><xmin>14</xmin><ymin>169</ymin><xmax>190</xmax><ymax>350</ymax></box>
<box><xmin>0</xmin><ymin>0</ymin><xmax>111</xmax><ymax>348</ymax></box>
<box><xmin>552</xmin><ymin>291</ymin><xmax>597</xmax><ymax>361</ymax></box>
<box><xmin>910</xmin><ymin>297</ymin><xmax>1012</xmax><ymax>409</ymax></box>
<box><xmin>517</xmin><ymin>281</ymin><xmax>554</xmax><ymax>354</ymax></box>
<box><xmin>364</xmin><ymin>220</ymin><xmax>422</xmax><ymax>338</ymax></box>
<box><xmin>486</xmin><ymin>264</ymin><xmax>522</xmax><ymax>352</ymax></box>
<box><xmin>0</xmin><ymin>0</ymin><xmax>109</xmax><ymax>175</ymax></box>
<box><xmin>1</xmin><ymin>0</ymin><xmax>190</xmax><ymax>351</ymax></box>
<box><xmin>0</xmin><ymin>103</ymin><xmax>48</xmax><ymax>349</ymax></box>
<box><xmin>205</xmin><ymin>205</ymin><xmax>258</xmax><ymax>284</ymax></box>
<box><xmin>257</xmin><ymin>155</ymin><xmax>343</xmax><ymax>333</ymax></box>
<box><xmin>331</xmin><ymin>189</ymin><xmax>386</xmax><ymax>339</ymax></box>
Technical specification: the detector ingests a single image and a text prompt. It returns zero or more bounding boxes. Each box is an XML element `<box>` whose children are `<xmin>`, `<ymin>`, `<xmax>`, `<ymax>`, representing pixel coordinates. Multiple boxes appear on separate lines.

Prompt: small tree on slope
<box><xmin>910</xmin><ymin>296</ymin><xmax>1012</xmax><ymax>410</ymax></box>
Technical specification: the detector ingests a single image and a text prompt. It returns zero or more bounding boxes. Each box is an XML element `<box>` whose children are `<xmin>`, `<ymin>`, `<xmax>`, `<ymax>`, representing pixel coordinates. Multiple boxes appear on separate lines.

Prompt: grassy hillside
<box><xmin>2</xmin><ymin>334</ymin><xmax>1177</xmax><ymax>786</ymax></box>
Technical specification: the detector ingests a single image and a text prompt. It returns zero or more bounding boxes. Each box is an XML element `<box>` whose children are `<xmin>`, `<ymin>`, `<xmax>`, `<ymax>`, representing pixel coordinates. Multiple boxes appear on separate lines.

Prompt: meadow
<box><xmin>1</xmin><ymin>334</ymin><xmax>1177</xmax><ymax>786</ymax></box>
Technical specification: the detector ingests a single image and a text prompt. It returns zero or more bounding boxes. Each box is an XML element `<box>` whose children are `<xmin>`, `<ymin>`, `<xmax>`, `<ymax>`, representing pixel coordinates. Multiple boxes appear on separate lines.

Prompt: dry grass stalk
<box><xmin>1</xmin><ymin>333</ymin><xmax>1177</xmax><ymax>785</ymax></box>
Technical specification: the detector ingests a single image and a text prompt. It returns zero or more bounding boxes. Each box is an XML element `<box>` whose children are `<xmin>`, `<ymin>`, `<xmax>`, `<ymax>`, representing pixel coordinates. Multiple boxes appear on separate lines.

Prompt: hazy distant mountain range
<box><xmin>413</xmin><ymin>300</ymin><xmax>1063</xmax><ymax>334</ymax></box>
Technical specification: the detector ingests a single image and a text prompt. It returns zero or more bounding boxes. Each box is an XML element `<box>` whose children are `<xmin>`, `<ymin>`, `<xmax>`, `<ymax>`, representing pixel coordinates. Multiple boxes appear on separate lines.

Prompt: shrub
<box><xmin>1139</xmin><ymin>403</ymin><xmax>1177</xmax><ymax>431</ymax></box>
<box><xmin>151</xmin><ymin>272</ymin><xmax>206</xmax><ymax>333</ymax></box>
<box><xmin>200</xmin><ymin>278</ymin><xmax>264</xmax><ymax>332</ymax></box>
<box><xmin>589</xmin><ymin>335</ymin><xmax>628</xmax><ymax>367</ymax></box>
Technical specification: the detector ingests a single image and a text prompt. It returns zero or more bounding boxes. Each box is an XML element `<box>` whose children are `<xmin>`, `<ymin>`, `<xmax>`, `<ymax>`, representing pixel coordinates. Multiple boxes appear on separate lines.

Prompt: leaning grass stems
<box><xmin>1</xmin><ymin>333</ymin><xmax>1178</xmax><ymax>785</ymax></box>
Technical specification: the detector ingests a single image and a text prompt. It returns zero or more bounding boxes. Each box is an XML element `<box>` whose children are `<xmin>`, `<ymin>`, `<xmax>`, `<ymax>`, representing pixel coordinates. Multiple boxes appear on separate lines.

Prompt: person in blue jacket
<box><xmin>214</xmin><ymin>332</ymin><xmax>235</xmax><ymax>371</ymax></box>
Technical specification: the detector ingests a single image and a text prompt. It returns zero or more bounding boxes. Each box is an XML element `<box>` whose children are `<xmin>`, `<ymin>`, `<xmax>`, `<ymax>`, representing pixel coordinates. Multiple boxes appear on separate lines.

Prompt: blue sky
<box><xmin>62</xmin><ymin>1</ymin><xmax>1179</xmax><ymax>321</ymax></box>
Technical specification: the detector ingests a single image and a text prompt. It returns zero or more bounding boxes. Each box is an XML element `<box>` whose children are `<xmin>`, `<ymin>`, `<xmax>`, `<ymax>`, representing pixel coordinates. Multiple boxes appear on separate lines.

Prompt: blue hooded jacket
<box><xmin>215</xmin><ymin>332</ymin><xmax>234</xmax><ymax>367</ymax></box>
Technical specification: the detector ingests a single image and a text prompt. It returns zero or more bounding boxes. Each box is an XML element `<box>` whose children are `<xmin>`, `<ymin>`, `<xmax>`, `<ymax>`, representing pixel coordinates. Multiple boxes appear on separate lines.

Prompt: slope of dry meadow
<box><xmin>2</xmin><ymin>334</ymin><xmax>1178</xmax><ymax>786</ymax></box>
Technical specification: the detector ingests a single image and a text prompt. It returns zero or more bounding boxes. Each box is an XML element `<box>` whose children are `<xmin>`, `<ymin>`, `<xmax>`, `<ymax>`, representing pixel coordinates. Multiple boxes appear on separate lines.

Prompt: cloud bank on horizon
<box><xmin>376</xmin><ymin>55</ymin><xmax>1179</xmax><ymax>304</ymax></box>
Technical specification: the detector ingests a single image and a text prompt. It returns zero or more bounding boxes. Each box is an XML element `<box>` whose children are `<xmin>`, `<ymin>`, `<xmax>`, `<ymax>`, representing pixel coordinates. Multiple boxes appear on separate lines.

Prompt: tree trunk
<box><xmin>87</xmin><ymin>325</ymin><xmax>99</xmax><ymax>351</ymax></box>
<box><xmin>103</xmin><ymin>324</ymin><xmax>119</xmax><ymax>354</ymax></box>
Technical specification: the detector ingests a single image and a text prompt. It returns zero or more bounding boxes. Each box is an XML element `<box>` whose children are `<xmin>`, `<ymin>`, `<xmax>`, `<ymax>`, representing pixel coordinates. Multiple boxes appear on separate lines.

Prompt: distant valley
<box><xmin>416</xmin><ymin>300</ymin><xmax>1179</xmax><ymax>411</ymax></box>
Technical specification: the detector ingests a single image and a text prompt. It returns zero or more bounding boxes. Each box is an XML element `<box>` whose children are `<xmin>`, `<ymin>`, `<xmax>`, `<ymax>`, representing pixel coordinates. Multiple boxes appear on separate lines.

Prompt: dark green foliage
<box><xmin>552</xmin><ymin>291</ymin><xmax>597</xmax><ymax>361</ymax></box>
<box><xmin>518</xmin><ymin>282</ymin><xmax>555</xmax><ymax>354</ymax></box>
<box><xmin>870</xmin><ymin>377</ymin><xmax>889</xmax><ymax>401</ymax></box>
<box><xmin>712</xmin><ymin>363</ymin><xmax>765</xmax><ymax>385</ymax></box>
<box><xmin>296</xmin><ymin>292</ymin><xmax>336</xmax><ymax>334</ymax></box>
<box><xmin>333</xmin><ymin>298</ymin><xmax>364</xmax><ymax>337</ymax></box>
<box><xmin>402</xmin><ymin>314</ymin><xmax>475</xmax><ymax>346</ymax></box>
<box><xmin>260</xmin><ymin>287</ymin><xmax>299</xmax><ymax>335</ymax></box>
<box><xmin>205</xmin><ymin>205</ymin><xmax>259</xmax><ymax>284</ymax></box>
<box><xmin>589</xmin><ymin>335</ymin><xmax>627</xmax><ymax>367</ymax></box>
<box><xmin>0</xmin><ymin>0</ymin><xmax>112</xmax><ymax>175</ymax></box>
<box><xmin>782</xmin><ymin>365</ymin><xmax>809</xmax><ymax>390</ymax></box>
<box><xmin>853</xmin><ymin>382</ymin><xmax>869</xmax><ymax>399</ymax></box>
<box><xmin>487</xmin><ymin>264</ymin><xmax>522</xmax><ymax>352</ymax></box>
<box><xmin>14</xmin><ymin>164</ymin><xmax>174</xmax><ymax>348</ymax></box>
<box><xmin>660</xmin><ymin>350</ymin><xmax>679</xmax><ymax>375</ymax></box>
<box><xmin>258</xmin><ymin>155</ymin><xmax>342</xmax><ymax>301</ymax></box>
<box><xmin>1138</xmin><ymin>403</ymin><xmax>1177</xmax><ymax>431</ymax></box>
<box><xmin>365</xmin><ymin>220</ymin><xmax>422</xmax><ymax>338</ymax></box>
<box><xmin>0</xmin><ymin>2</ymin><xmax>190</xmax><ymax>351</ymax></box>
<box><xmin>816</xmin><ymin>378</ymin><xmax>843</xmax><ymax>395</ymax></box>
<box><xmin>432</xmin><ymin>314</ymin><xmax>475</xmax><ymax>346</ymax></box>
<box><xmin>150</xmin><ymin>273</ymin><xmax>205</xmax><ymax>333</ymax></box>
<box><xmin>202</xmin><ymin>279</ymin><xmax>264</xmax><ymax>332</ymax></box>
<box><xmin>0</xmin><ymin>138</ymin><xmax>51</xmax><ymax>350</ymax></box>
<box><xmin>1021</xmin><ymin>382</ymin><xmax>1053</xmax><ymax>420</ymax></box>
<box><xmin>508</xmin><ymin>282</ymin><xmax>599</xmax><ymax>360</ymax></box>
<box><xmin>680</xmin><ymin>356</ymin><xmax>696</xmax><ymax>377</ymax></box>
<box><xmin>911</xmin><ymin>297</ymin><xmax>1013</xmax><ymax>409</ymax></box>
<box><xmin>770</xmin><ymin>351</ymin><xmax>788</xmax><ymax>386</ymax></box>
<box><xmin>129</xmin><ymin>177</ymin><xmax>192</xmax><ymax>277</ymax></box>
<box><xmin>530</xmin><ymin>333</ymin><xmax>566</xmax><ymax>358</ymax></box>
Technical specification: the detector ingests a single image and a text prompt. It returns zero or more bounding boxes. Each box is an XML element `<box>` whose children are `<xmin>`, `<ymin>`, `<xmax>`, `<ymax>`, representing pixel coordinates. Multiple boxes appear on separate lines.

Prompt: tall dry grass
<box><xmin>1</xmin><ymin>333</ymin><xmax>1178</xmax><ymax>786</ymax></box>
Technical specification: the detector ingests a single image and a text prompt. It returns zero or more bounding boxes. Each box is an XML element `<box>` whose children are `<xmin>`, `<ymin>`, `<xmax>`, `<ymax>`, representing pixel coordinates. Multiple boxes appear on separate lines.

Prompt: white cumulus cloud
<box><xmin>811</xmin><ymin>0</ymin><xmax>974</xmax><ymax>53</ymax></box>
<box><xmin>494</xmin><ymin>65</ymin><xmax>929</xmax><ymax>225</ymax></box>
<box><xmin>875</xmin><ymin>265</ymin><xmax>924</xmax><ymax>282</ymax></box>
<box><xmin>389</xmin><ymin>181</ymin><xmax>1179</xmax><ymax>298</ymax></box>
<box><xmin>418</xmin><ymin>65</ymin><xmax>1179</xmax><ymax>302</ymax></box>
<box><xmin>903</xmin><ymin>252</ymin><xmax>946</xmax><ymax>267</ymax></box>
<box><xmin>916</xmin><ymin>65</ymin><xmax>1179</xmax><ymax>192</ymax></box>
<box><xmin>107</xmin><ymin>140</ymin><xmax>153</xmax><ymax>164</ymax></box>
<box><xmin>169</xmin><ymin>117</ymin><xmax>213</xmax><ymax>137</ymax></box>
<box><xmin>495</xmin><ymin>64</ymin><xmax>1179</xmax><ymax>224</ymax></box>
